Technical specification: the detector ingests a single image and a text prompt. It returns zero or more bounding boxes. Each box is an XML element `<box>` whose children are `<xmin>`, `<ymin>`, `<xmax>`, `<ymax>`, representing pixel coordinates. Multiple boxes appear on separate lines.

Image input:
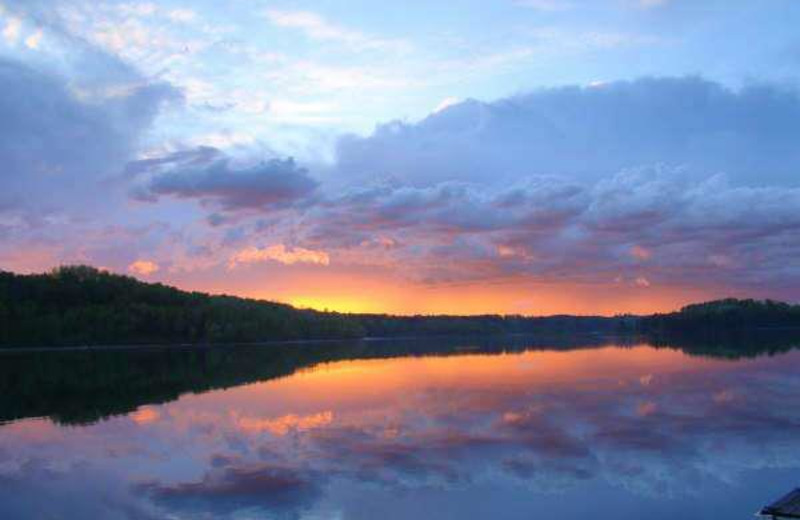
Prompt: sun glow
<box><xmin>263</xmin><ymin>278</ymin><xmax>719</xmax><ymax>316</ymax></box>
<box><xmin>290</xmin><ymin>295</ymin><xmax>381</xmax><ymax>314</ymax></box>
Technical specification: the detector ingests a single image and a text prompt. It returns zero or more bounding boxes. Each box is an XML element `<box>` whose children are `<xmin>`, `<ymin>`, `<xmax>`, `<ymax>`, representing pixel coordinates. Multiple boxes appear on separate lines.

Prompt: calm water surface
<box><xmin>1</xmin><ymin>337</ymin><xmax>799</xmax><ymax>519</ymax></box>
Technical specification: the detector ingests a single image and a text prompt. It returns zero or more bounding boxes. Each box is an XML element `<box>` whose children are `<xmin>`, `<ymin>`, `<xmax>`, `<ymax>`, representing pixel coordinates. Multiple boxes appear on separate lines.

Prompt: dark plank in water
<box><xmin>762</xmin><ymin>489</ymin><xmax>800</xmax><ymax>518</ymax></box>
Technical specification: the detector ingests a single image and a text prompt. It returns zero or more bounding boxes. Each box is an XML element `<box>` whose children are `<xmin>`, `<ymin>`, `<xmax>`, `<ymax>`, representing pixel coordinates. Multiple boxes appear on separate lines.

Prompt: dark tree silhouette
<box><xmin>0</xmin><ymin>265</ymin><xmax>629</xmax><ymax>348</ymax></box>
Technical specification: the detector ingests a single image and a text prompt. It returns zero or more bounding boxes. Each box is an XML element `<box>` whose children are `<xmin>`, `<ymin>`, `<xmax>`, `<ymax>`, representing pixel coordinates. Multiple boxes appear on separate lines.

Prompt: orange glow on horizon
<box><xmin>4</xmin><ymin>259</ymin><xmax>751</xmax><ymax>316</ymax></box>
<box><xmin>290</xmin><ymin>296</ymin><xmax>382</xmax><ymax>314</ymax></box>
<box><xmin>234</xmin><ymin>275</ymin><xmax>722</xmax><ymax>316</ymax></box>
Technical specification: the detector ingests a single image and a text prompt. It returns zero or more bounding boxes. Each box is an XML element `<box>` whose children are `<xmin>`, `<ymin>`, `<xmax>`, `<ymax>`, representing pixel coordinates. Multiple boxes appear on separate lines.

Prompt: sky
<box><xmin>1</xmin><ymin>0</ymin><xmax>800</xmax><ymax>315</ymax></box>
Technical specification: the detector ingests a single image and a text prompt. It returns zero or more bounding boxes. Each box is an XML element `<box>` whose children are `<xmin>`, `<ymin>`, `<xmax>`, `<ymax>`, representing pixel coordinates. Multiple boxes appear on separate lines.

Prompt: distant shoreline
<box><xmin>0</xmin><ymin>331</ymin><xmax>624</xmax><ymax>354</ymax></box>
<box><xmin>3</xmin><ymin>267</ymin><xmax>800</xmax><ymax>351</ymax></box>
<box><xmin>4</xmin><ymin>326</ymin><xmax>800</xmax><ymax>354</ymax></box>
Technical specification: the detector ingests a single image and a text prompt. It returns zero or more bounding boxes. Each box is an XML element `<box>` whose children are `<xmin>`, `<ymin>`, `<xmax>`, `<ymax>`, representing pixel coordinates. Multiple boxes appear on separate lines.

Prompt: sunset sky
<box><xmin>2</xmin><ymin>0</ymin><xmax>800</xmax><ymax>315</ymax></box>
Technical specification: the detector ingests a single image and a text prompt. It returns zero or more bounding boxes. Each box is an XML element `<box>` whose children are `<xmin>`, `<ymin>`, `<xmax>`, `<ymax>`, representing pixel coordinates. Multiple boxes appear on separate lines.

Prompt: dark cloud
<box><xmin>301</xmin><ymin>177</ymin><xmax>587</xmax><ymax>250</ymax></box>
<box><xmin>335</xmin><ymin>77</ymin><xmax>800</xmax><ymax>187</ymax></box>
<box><xmin>131</xmin><ymin>147</ymin><xmax>319</xmax><ymax>211</ymax></box>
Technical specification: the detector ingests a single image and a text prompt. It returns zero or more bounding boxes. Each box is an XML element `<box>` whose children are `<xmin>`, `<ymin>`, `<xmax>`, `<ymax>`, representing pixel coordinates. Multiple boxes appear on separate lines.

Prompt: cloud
<box><xmin>49</xmin><ymin>0</ymin><xmax>217</xmax><ymax>76</ymax></box>
<box><xmin>432</xmin><ymin>96</ymin><xmax>463</xmax><ymax>114</ymax></box>
<box><xmin>301</xmin><ymin>177</ymin><xmax>586</xmax><ymax>249</ymax></box>
<box><xmin>228</xmin><ymin>245</ymin><xmax>330</xmax><ymax>269</ymax></box>
<box><xmin>334</xmin><ymin>77</ymin><xmax>800</xmax><ymax>188</ymax></box>
<box><xmin>284</xmin><ymin>163</ymin><xmax>800</xmax><ymax>291</ymax></box>
<box><xmin>630</xmin><ymin>245</ymin><xmax>652</xmax><ymax>261</ymax></box>
<box><xmin>0</xmin><ymin>1</ymin><xmax>187</xmax><ymax>275</ymax></box>
<box><xmin>236</xmin><ymin>77</ymin><xmax>793</xmax><ymax>292</ymax></box>
<box><xmin>22</xmin><ymin>75</ymin><xmax>789</xmax><ymax>296</ymax></box>
<box><xmin>265</xmin><ymin>10</ymin><xmax>357</xmax><ymax>42</ymax></box>
<box><xmin>130</xmin><ymin>147</ymin><xmax>319</xmax><ymax>212</ymax></box>
<box><xmin>23</xmin><ymin>28</ymin><xmax>42</xmax><ymax>49</ymax></box>
<box><xmin>4</xmin><ymin>62</ymin><xmax>800</xmax><ymax>299</ymax></box>
<box><xmin>265</xmin><ymin>9</ymin><xmax>408</xmax><ymax>53</ymax></box>
<box><xmin>166</xmin><ymin>8</ymin><xmax>197</xmax><ymax>23</ymax></box>
<box><xmin>2</xmin><ymin>16</ymin><xmax>21</xmax><ymax>43</ymax></box>
<box><xmin>128</xmin><ymin>260</ymin><xmax>160</xmax><ymax>276</ymax></box>
<box><xmin>0</xmin><ymin>57</ymin><xmax>179</xmax><ymax>218</ymax></box>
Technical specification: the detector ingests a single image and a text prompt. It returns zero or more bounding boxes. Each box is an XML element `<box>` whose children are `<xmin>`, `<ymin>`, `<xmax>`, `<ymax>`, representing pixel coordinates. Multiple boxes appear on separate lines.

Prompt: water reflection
<box><xmin>0</xmin><ymin>334</ymin><xmax>631</xmax><ymax>425</ymax></box>
<box><xmin>1</xmin><ymin>336</ymin><xmax>800</xmax><ymax>519</ymax></box>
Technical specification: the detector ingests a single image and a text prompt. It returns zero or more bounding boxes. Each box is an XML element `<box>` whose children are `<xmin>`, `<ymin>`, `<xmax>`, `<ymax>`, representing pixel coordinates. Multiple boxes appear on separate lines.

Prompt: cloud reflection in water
<box><xmin>1</xmin><ymin>345</ymin><xmax>800</xmax><ymax>519</ymax></box>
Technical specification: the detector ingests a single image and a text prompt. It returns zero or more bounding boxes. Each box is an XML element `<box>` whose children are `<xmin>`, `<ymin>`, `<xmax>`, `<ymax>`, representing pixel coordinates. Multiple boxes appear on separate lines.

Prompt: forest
<box><xmin>0</xmin><ymin>266</ymin><xmax>364</xmax><ymax>347</ymax></box>
<box><xmin>638</xmin><ymin>298</ymin><xmax>800</xmax><ymax>337</ymax></box>
<box><xmin>0</xmin><ymin>266</ymin><xmax>627</xmax><ymax>348</ymax></box>
<box><xmin>1</xmin><ymin>266</ymin><xmax>799</xmax><ymax>348</ymax></box>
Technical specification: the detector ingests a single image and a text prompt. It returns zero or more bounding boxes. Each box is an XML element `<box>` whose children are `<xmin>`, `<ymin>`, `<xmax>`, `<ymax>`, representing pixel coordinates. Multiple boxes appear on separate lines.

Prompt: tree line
<box><xmin>0</xmin><ymin>266</ymin><xmax>363</xmax><ymax>347</ymax></box>
<box><xmin>0</xmin><ymin>265</ymin><xmax>629</xmax><ymax>348</ymax></box>
<box><xmin>638</xmin><ymin>298</ymin><xmax>800</xmax><ymax>337</ymax></box>
<box><xmin>3</xmin><ymin>266</ymin><xmax>797</xmax><ymax>349</ymax></box>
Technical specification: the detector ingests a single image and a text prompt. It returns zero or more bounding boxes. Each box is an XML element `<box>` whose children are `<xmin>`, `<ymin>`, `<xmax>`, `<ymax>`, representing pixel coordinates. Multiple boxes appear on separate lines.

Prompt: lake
<box><xmin>1</xmin><ymin>335</ymin><xmax>799</xmax><ymax>519</ymax></box>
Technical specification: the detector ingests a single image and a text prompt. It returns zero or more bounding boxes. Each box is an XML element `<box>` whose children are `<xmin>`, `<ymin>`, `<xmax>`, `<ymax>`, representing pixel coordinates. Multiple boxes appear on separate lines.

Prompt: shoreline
<box><xmin>0</xmin><ymin>331</ymin><xmax>622</xmax><ymax>355</ymax></box>
<box><xmin>2</xmin><ymin>325</ymin><xmax>799</xmax><ymax>355</ymax></box>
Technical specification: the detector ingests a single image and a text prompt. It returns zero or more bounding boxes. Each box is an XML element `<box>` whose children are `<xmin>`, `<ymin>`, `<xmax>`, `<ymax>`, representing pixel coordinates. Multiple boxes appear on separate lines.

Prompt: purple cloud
<box><xmin>131</xmin><ymin>147</ymin><xmax>319</xmax><ymax>211</ymax></box>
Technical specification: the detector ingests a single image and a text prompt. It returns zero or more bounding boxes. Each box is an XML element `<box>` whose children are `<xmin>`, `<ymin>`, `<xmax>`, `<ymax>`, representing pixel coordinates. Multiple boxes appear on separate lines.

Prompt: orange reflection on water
<box><xmin>234</xmin><ymin>411</ymin><xmax>334</xmax><ymax>436</ymax></box>
<box><xmin>0</xmin><ymin>418</ymin><xmax>59</xmax><ymax>442</ymax></box>
<box><xmin>130</xmin><ymin>407</ymin><xmax>160</xmax><ymax>425</ymax></box>
<box><xmin>272</xmin><ymin>346</ymin><xmax>712</xmax><ymax>396</ymax></box>
<box><xmin>194</xmin><ymin>345</ymin><xmax>730</xmax><ymax>427</ymax></box>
